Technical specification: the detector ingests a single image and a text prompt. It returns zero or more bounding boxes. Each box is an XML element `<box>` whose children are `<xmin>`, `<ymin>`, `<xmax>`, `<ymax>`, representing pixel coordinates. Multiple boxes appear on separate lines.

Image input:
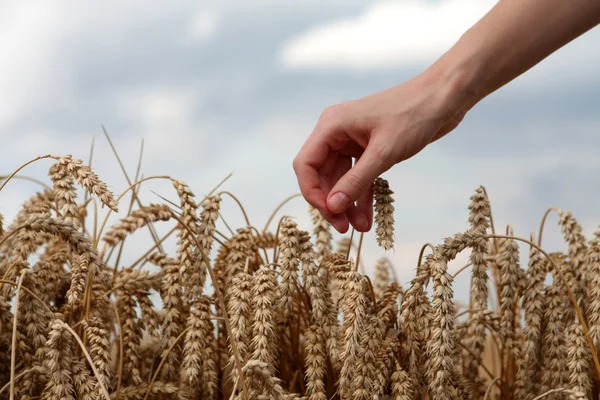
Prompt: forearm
<box><xmin>430</xmin><ymin>0</ymin><xmax>600</xmax><ymax>111</ymax></box>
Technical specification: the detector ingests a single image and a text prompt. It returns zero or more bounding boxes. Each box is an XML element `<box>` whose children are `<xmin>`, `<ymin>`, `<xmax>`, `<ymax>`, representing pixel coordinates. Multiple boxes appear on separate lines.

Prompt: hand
<box><xmin>293</xmin><ymin>69</ymin><xmax>472</xmax><ymax>234</ymax></box>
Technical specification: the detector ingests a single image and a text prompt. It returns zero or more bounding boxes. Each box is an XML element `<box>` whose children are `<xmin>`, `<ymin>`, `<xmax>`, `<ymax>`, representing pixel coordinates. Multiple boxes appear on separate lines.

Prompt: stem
<box><xmin>262</xmin><ymin>193</ymin><xmax>302</xmax><ymax>232</ymax></box>
<box><xmin>355</xmin><ymin>232</ymin><xmax>365</xmax><ymax>269</ymax></box>
<box><xmin>346</xmin><ymin>228</ymin><xmax>355</xmax><ymax>261</ymax></box>
<box><xmin>537</xmin><ymin>207</ymin><xmax>561</xmax><ymax>247</ymax></box>
<box><xmin>0</xmin><ymin>174</ymin><xmax>52</xmax><ymax>190</ymax></box>
<box><xmin>218</xmin><ymin>191</ymin><xmax>251</xmax><ymax>226</ymax></box>
<box><xmin>417</xmin><ymin>243</ymin><xmax>436</xmax><ymax>272</ymax></box>
<box><xmin>0</xmin><ymin>154</ymin><xmax>54</xmax><ymax>194</ymax></box>
<box><xmin>483</xmin><ymin>377</ymin><xmax>503</xmax><ymax>400</ymax></box>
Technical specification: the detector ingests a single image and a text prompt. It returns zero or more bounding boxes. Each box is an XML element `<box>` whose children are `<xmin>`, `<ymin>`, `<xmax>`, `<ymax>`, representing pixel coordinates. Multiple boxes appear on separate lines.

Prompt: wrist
<box><xmin>422</xmin><ymin>31</ymin><xmax>489</xmax><ymax>121</ymax></box>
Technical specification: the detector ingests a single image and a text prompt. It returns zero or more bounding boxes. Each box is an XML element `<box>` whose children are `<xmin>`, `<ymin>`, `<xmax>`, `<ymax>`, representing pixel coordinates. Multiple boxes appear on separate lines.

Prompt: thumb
<box><xmin>327</xmin><ymin>142</ymin><xmax>390</xmax><ymax>214</ymax></box>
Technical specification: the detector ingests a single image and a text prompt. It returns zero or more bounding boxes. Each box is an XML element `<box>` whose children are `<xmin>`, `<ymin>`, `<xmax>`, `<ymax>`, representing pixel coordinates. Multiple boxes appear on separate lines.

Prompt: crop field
<box><xmin>0</xmin><ymin>152</ymin><xmax>597</xmax><ymax>400</ymax></box>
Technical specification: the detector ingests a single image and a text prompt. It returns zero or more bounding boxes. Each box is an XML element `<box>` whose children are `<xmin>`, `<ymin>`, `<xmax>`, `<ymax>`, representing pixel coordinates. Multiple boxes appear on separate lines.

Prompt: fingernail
<box><xmin>328</xmin><ymin>192</ymin><xmax>350</xmax><ymax>214</ymax></box>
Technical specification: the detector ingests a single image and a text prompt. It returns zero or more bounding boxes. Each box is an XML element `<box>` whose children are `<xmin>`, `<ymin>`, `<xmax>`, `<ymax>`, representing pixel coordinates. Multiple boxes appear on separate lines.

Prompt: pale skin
<box><xmin>293</xmin><ymin>0</ymin><xmax>600</xmax><ymax>234</ymax></box>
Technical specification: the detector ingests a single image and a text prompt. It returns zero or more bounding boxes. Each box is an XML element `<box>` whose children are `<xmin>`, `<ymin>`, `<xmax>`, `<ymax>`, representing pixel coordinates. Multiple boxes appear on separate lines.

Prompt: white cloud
<box><xmin>280</xmin><ymin>0</ymin><xmax>496</xmax><ymax>70</ymax></box>
<box><xmin>187</xmin><ymin>11</ymin><xmax>219</xmax><ymax>43</ymax></box>
<box><xmin>0</xmin><ymin>4</ymin><xmax>74</xmax><ymax>128</ymax></box>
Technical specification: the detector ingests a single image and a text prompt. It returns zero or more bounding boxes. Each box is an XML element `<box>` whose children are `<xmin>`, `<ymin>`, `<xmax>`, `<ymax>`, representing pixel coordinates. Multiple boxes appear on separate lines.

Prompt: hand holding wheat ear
<box><xmin>294</xmin><ymin>0</ymin><xmax>600</xmax><ymax>234</ymax></box>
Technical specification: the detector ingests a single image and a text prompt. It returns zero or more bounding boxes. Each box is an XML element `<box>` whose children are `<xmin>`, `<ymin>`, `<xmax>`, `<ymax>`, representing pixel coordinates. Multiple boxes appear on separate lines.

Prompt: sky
<box><xmin>1</xmin><ymin>0</ymin><xmax>600</xmax><ymax>302</ymax></box>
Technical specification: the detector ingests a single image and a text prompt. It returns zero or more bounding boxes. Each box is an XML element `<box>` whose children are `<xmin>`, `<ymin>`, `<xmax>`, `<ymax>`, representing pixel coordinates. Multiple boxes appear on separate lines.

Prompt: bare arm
<box><xmin>293</xmin><ymin>0</ymin><xmax>600</xmax><ymax>233</ymax></box>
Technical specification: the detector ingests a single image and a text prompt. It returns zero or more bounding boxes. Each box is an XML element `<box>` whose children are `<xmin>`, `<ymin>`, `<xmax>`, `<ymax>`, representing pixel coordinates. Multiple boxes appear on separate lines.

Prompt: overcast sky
<box><xmin>1</xmin><ymin>1</ymin><xmax>600</xmax><ymax>298</ymax></box>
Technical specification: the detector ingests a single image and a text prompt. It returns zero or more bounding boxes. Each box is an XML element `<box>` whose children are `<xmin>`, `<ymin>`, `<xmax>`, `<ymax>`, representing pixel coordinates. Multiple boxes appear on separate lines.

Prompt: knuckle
<box><xmin>320</xmin><ymin>104</ymin><xmax>343</xmax><ymax>122</ymax></box>
<box><xmin>292</xmin><ymin>156</ymin><xmax>300</xmax><ymax>172</ymax></box>
<box><xmin>345</xmin><ymin>173</ymin><xmax>365</xmax><ymax>193</ymax></box>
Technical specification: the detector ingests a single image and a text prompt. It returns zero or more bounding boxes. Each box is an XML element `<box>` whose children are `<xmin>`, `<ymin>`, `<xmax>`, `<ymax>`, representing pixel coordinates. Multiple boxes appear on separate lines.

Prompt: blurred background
<box><xmin>1</xmin><ymin>0</ymin><xmax>599</xmax><ymax>297</ymax></box>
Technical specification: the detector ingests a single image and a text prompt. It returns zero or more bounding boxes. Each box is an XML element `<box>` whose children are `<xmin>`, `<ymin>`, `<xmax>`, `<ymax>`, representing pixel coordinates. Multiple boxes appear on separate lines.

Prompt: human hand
<box><xmin>293</xmin><ymin>69</ymin><xmax>473</xmax><ymax>234</ymax></box>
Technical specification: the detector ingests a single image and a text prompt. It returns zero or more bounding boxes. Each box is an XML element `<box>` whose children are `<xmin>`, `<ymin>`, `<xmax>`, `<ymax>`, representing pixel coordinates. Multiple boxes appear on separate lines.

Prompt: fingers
<box><xmin>345</xmin><ymin>183</ymin><xmax>374</xmax><ymax>232</ymax></box>
<box><xmin>293</xmin><ymin>131</ymin><xmax>331</xmax><ymax>211</ymax></box>
<box><xmin>323</xmin><ymin>153</ymin><xmax>352</xmax><ymax>233</ymax></box>
<box><xmin>327</xmin><ymin>138</ymin><xmax>391</xmax><ymax>215</ymax></box>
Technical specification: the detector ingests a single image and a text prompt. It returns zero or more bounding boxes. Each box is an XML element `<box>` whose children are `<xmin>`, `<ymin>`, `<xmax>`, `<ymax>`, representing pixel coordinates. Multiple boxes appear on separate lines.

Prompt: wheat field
<box><xmin>0</xmin><ymin>152</ymin><xmax>598</xmax><ymax>400</ymax></box>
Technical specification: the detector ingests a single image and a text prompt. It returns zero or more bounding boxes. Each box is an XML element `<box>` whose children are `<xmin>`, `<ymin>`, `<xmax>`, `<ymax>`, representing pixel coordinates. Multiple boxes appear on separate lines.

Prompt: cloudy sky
<box><xmin>1</xmin><ymin>0</ymin><xmax>599</xmax><ymax>299</ymax></box>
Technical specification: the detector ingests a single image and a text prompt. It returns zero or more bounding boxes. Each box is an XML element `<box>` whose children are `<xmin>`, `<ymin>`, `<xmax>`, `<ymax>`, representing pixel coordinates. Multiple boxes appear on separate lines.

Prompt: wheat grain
<box><xmin>540</xmin><ymin>283</ymin><xmax>568</xmax><ymax>396</ymax></box>
<box><xmin>424</xmin><ymin>255</ymin><xmax>455</xmax><ymax>400</ymax></box>
<box><xmin>51</xmin><ymin>155</ymin><xmax>118</xmax><ymax>212</ymax></box>
<box><xmin>497</xmin><ymin>230</ymin><xmax>520</xmax><ymax>355</ymax></box>
<box><xmin>516</xmin><ymin>234</ymin><xmax>547</xmax><ymax>397</ymax></box>
<box><xmin>277</xmin><ymin>217</ymin><xmax>301</xmax><ymax>323</ymax></box>
<box><xmin>117</xmin><ymin>289</ymin><xmax>142</xmax><ymax>385</ymax></box>
<box><xmin>41</xmin><ymin>318</ymin><xmax>76</xmax><ymax>400</ymax></box>
<box><xmin>566</xmin><ymin>322</ymin><xmax>592</xmax><ymax>400</ymax></box>
<box><xmin>251</xmin><ymin>267</ymin><xmax>279</xmax><ymax>374</ymax></box>
<box><xmin>309</xmin><ymin>205</ymin><xmax>332</xmax><ymax>263</ymax></box>
<box><xmin>82</xmin><ymin>316</ymin><xmax>112</xmax><ymax>395</ymax></box>
<box><xmin>338</xmin><ymin>270</ymin><xmax>369</xmax><ymax>399</ymax></box>
<box><xmin>102</xmin><ymin>204</ymin><xmax>172</xmax><ymax>247</ymax></box>
<box><xmin>373</xmin><ymin>177</ymin><xmax>395</xmax><ymax>250</ymax></box>
<box><xmin>304</xmin><ymin>323</ymin><xmax>326</xmax><ymax>400</ymax></box>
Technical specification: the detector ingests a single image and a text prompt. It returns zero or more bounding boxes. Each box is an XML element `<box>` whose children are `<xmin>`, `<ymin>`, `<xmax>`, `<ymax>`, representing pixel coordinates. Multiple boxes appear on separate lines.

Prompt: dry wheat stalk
<box><xmin>72</xmin><ymin>358</ymin><xmax>96</xmax><ymax>400</ymax></box>
<box><xmin>588</xmin><ymin>243</ymin><xmax>600</xmax><ymax>349</ymax></box>
<box><xmin>299</xmin><ymin>232</ymin><xmax>340</xmax><ymax>366</ymax></box>
<box><xmin>277</xmin><ymin>217</ymin><xmax>301</xmax><ymax>323</ymax></box>
<box><xmin>173</xmin><ymin>179</ymin><xmax>200</xmax><ymax>305</ymax></box>
<box><xmin>566</xmin><ymin>322</ymin><xmax>592</xmax><ymax>400</ymax></box>
<box><xmin>194</xmin><ymin>194</ymin><xmax>221</xmax><ymax>296</ymax></box>
<box><xmin>251</xmin><ymin>268</ymin><xmax>279</xmax><ymax>375</ymax></box>
<box><xmin>157</xmin><ymin>254</ymin><xmax>184</xmax><ymax>381</ymax></box>
<box><xmin>223</xmin><ymin>228</ymin><xmax>256</xmax><ymax>300</ymax></box>
<box><xmin>390</xmin><ymin>358</ymin><xmax>413</xmax><ymax>400</ymax></box>
<box><xmin>496</xmin><ymin>230</ymin><xmax>520</xmax><ymax>356</ymax></box>
<box><xmin>558</xmin><ymin>210</ymin><xmax>588</xmax><ymax>292</ymax></box>
<box><xmin>111</xmin><ymin>381</ymin><xmax>179</xmax><ymax>399</ymax></box>
<box><xmin>462</xmin><ymin>187</ymin><xmax>491</xmax><ymax>392</ymax></box>
<box><xmin>49</xmin><ymin>163</ymin><xmax>81</xmax><ymax>228</ymax></box>
<box><xmin>41</xmin><ymin>318</ymin><xmax>76</xmax><ymax>400</ymax></box>
<box><xmin>51</xmin><ymin>155</ymin><xmax>118</xmax><ymax>211</ymax></box>
<box><xmin>102</xmin><ymin>204</ymin><xmax>172</xmax><ymax>247</ymax></box>
<box><xmin>515</xmin><ymin>235</ymin><xmax>548</xmax><ymax>397</ymax></box>
<box><xmin>373</xmin><ymin>177</ymin><xmax>395</xmax><ymax>250</ymax></box>
<box><xmin>378</xmin><ymin>282</ymin><xmax>401</xmax><ymax>323</ymax></box>
<box><xmin>82</xmin><ymin>316</ymin><xmax>112</xmax><ymax>395</ymax></box>
<box><xmin>540</xmin><ymin>283</ymin><xmax>568</xmax><ymax>396</ymax></box>
<box><xmin>227</xmin><ymin>269</ymin><xmax>253</xmax><ymax>387</ymax></box>
<box><xmin>117</xmin><ymin>289</ymin><xmax>142</xmax><ymax>385</ymax></box>
<box><xmin>304</xmin><ymin>323</ymin><xmax>327</xmax><ymax>400</ymax></box>
<box><xmin>181</xmin><ymin>295</ymin><xmax>218</xmax><ymax>399</ymax></box>
<box><xmin>4</xmin><ymin>150</ymin><xmax>600</xmax><ymax>400</ymax></box>
<box><xmin>424</xmin><ymin>255</ymin><xmax>455</xmax><ymax>400</ymax></box>
<box><xmin>66</xmin><ymin>253</ymin><xmax>89</xmax><ymax>306</ymax></box>
<box><xmin>309</xmin><ymin>205</ymin><xmax>332</xmax><ymax>263</ymax></box>
<box><xmin>242</xmin><ymin>359</ymin><xmax>302</xmax><ymax>400</ymax></box>
<box><xmin>338</xmin><ymin>270</ymin><xmax>369</xmax><ymax>399</ymax></box>
<box><xmin>352</xmin><ymin>315</ymin><xmax>384</xmax><ymax>400</ymax></box>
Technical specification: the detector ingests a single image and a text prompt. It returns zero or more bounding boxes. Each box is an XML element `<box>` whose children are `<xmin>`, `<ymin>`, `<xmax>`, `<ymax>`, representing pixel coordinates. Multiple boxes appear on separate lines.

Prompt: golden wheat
<box><xmin>1</xmin><ymin>152</ymin><xmax>600</xmax><ymax>400</ymax></box>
